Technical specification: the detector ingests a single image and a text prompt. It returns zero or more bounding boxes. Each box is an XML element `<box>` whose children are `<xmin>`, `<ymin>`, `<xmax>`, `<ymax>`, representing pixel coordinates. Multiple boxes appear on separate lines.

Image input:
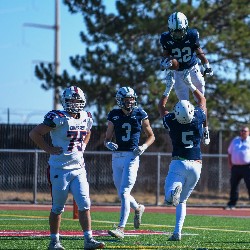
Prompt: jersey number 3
<box><xmin>122</xmin><ymin>123</ymin><xmax>131</xmax><ymax>141</ymax></box>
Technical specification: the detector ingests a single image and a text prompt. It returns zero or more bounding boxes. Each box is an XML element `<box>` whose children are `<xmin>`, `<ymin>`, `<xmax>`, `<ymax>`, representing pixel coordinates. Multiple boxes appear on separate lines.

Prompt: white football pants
<box><xmin>174</xmin><ymin>64</ymin><xmax>205</xmax><ymax>101</ymax></box>
<box><xmin>165</xmin><ymin>159</ymin><xmax>202</xmax><ymax>234</ymax></box>
<box><xmin>112</xmin><ymin>151</ymin><xmax>140</xmax><ymax>228</ymax></box>
<box><xmin>49</xmin><ymin>166</ymin><xmax>90</xmax><ymax>214</ymax></box>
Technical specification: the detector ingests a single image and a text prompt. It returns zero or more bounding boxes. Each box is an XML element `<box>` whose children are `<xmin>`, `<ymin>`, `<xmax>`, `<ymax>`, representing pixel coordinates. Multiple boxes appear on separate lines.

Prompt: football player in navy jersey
<box><xmin>158</xmin><ymin>76</ymin><xmax>207</xmax><ymax>241</ymax></box>
<box><xmin>29</xmin><ymin>86</ymin><xmax>105</xmax><ymax>250</ymax></box>
<box><xmin>104</xmin><ymin>87</ymin><xmax>155</xmax><ymax>239</ymax></box>
<box><xmin>160</xmin><ymin>11</ymin><xmax>212</xmax><ymax>146</ymax></box>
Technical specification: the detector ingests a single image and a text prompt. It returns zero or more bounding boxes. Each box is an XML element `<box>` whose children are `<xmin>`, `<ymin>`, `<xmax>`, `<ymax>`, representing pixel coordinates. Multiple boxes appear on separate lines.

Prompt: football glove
<box><xmin>203</xmin><ymin>63</ymin><xmax>213</xmax><ymax>77</ymax></box>
<box><xmin>160</xmin><ymin>58</ymin><xmax>172</xmax><ymax>71</ymax></box>
<box><xmin>105</xmin><ymin>142</ymin><xmax>118</xmax><ymax>151</ymax></box>
<box><xmin>133</xmin><ymin>144</ymin><xmax>148</xmax><ymax>156</ymax></box>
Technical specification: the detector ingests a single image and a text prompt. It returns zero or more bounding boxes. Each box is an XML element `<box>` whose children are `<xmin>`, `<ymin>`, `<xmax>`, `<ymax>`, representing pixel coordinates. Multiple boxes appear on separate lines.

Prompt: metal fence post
<box><xmin>155</xmin><ymin>153</ymin><xmax>161</xmax><ymax>205</ymax></box>
<box><xmin>33</xmin><ymin>150</ymin><xmax>38</xmax><ymax>204</ymax></box>
<box><xmin>218</xmin><ymin>130</ymin><xmax>222</xmax><ymax>193</ymax></box>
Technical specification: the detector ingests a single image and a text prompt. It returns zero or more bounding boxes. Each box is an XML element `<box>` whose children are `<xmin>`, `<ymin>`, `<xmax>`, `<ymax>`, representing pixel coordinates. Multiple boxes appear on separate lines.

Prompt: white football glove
<box><xmin>203</xmin><ymin>63</ymin><xmax>213</xmax><ymax>77</ymax></box>
<box><xmin>105</xmin><ymin>142</ymin><xmax>118</xmax><ymax>151</ymax></box>
<box><xmin>163</xmin><ymin>70</ymin><xmax>175</xmax><ymax>97</ymax></box>
<box><xmin>160</xmin><ymin>58</ymin><xmax>172</xmax><ymax>71</ymax></box>
<box><xmin>133</xmin><ymin>144</ymin><xmax>148</xmax><ymax>156</ymax></box>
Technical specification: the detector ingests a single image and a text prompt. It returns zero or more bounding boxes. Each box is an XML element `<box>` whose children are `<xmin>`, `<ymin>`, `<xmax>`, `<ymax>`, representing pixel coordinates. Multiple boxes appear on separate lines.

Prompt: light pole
<box><xmin>54</xmin><ymin>0</ymin><xmax>60</xmax><ymax>110</ymax></box>
<box><xmin>24</xmin><ymin>0</ymin><xmax>60</xmax><ymax>110</ymax></box>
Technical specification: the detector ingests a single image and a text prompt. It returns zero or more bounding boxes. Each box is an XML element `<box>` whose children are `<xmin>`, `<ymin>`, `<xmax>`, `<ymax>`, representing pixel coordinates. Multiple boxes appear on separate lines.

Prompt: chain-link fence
<box><xmin>1</xmin><ymin>149</ymin><xmax>242</xmax><ymax>206</ymax></box>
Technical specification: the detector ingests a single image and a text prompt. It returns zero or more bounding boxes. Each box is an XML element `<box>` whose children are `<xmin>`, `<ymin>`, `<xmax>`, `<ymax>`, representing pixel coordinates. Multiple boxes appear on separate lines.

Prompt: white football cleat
<box><xmin>108</xmin><ymin>226</ymin><xmax>124</xmax><ymax>239</ymax></box>
<box><xmin>172</xmin><ymin>185</ymin><xmax>182</xmax><ymax>207</ymax></box>
<box><xmin>48</xmin><ymin>240</ymin><xmax>65</xmax><ymax>250</ymax></box>
<box><xmin>134</xmin><ymin>204</ymin><xmax>145</xmax><ymax>229</ymax></box>
<box><xmin>84</xmin><ymin>237</ymin><xmax>105</xmax><ymax>249</ymax></box>
<box><xmin>165</xmin><ymin>185</ymin><xmax>182</xmax><ymax>206</ymax></box>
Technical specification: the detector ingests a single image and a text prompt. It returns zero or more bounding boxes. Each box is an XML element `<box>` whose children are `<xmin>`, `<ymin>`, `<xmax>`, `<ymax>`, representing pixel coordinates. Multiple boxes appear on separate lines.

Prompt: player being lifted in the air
<box><xmin>160</xmin><ymin>11</ymin><xmax>213</xmax><ymax>145</ymax></box>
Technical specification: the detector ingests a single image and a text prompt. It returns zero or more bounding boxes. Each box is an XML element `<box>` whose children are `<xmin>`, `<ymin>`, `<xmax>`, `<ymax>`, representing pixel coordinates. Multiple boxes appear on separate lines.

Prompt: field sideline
<box><xmin>1</xmin><ymin>204</ymin><xmax>250</xmax><ymax>217</ymax></box>
<box><xmin>1</xmin><ymin>204</ymin><xmax>250</xmax><ymax>249</ymax></box>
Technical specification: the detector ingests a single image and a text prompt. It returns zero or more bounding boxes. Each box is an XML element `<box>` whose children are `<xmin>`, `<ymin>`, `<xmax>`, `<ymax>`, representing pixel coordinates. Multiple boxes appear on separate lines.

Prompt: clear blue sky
<box><xmin>0</xmin><ymin>0</ymin><xmax>114</xmax><ymax>124</ymax></box>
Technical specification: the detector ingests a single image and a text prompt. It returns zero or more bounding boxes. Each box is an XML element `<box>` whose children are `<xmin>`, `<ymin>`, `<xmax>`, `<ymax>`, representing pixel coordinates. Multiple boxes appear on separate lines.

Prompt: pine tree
<box><xmin>35</xmin><ymin>0</ymin><xmax>250</xmax><ymax>129</ymax></box>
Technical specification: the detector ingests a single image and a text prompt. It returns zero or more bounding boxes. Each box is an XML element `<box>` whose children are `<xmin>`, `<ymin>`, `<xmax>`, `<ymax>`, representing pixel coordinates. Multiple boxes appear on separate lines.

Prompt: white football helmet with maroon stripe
<box><xmin>61</xmin><ymin>86</ymin><xmax>86</xmax><ymax>113</ymax></box>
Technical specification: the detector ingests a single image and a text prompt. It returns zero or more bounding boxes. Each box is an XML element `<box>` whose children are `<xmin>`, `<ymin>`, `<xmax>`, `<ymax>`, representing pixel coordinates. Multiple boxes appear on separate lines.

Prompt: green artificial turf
<box><xmin>0</xmin><ymin>209</ymin><xmax>250</xmax><ymax>249</ymax></box>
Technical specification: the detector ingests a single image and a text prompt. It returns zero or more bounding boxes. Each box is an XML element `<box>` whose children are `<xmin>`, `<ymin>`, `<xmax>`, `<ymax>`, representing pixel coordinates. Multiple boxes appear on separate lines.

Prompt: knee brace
<box><xmin>77</xmin><ymin>197</ymin><xmax>91</xmax><ymax>211</ymax></box>
<box><xmin>51</xmin><ymin>205</ymin><xmax>65</xmax><ymax>214</ymax></box>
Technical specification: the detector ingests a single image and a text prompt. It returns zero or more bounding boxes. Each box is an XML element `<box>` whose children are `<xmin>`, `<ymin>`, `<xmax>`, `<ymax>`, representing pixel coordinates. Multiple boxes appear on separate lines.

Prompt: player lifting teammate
<box><xmin>160</xmin><ymin>11</ymin><xmax>213</xmax><ymax>145</ymax></box>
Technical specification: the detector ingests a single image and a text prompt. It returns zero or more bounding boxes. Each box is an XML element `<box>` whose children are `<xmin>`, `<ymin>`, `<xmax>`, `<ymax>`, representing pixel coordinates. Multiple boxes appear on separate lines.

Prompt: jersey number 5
<box><xmin>182</xmin><ymin>131</ymin><xmax>194</xmax><ymax>148</ymax></box>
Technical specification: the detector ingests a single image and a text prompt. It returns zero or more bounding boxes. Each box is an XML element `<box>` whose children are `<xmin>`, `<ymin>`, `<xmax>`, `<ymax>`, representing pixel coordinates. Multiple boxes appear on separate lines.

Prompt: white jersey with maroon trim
<box><xmin>43</xmin><ymin>110</ymin><xmax>93</xmax><ymax>169</ymax></box>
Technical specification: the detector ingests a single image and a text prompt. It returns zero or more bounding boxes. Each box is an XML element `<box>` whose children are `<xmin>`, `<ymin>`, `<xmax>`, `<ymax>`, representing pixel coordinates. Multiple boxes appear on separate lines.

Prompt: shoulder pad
<box><xmin>188</xmin><ymin>28</ymin><xmax>199</xmax><ymax>37</ymax></box>
<box><xmin>50</xmin><ymin>110</ymin><xmax>66</xmax><ymax>117</ymax></box>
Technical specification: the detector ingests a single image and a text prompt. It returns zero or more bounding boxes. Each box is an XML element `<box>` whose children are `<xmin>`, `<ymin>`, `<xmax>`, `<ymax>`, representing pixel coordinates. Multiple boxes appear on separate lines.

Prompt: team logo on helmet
<box><xmin>116</xmin><ymin>87</ymin><xmax>137</xmax><ymax>111</ymax></box>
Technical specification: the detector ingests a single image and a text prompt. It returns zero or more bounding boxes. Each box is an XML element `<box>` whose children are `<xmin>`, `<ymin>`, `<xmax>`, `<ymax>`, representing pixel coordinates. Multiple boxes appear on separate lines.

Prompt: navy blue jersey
<box><xmin>160</xmin><ymin>28</ymin><xmax>200</xmax><ymax>71</ymax></box>
<box><xmin>108</xmin><ymin>107</ymin><xmax>148</xmax><ymax>151</ymax></box>
<box><xmin>163</xmin><ymin>107</ymin><xmax>206</xmax><ymax>160</ymax></box>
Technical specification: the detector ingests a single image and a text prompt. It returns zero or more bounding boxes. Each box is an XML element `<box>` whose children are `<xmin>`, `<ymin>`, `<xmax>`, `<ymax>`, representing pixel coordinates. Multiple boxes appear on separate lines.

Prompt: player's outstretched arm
<box><xmin>158</xmin><ymin>95</ymin><xmax>169</xmax><ymax>118</ymax></box>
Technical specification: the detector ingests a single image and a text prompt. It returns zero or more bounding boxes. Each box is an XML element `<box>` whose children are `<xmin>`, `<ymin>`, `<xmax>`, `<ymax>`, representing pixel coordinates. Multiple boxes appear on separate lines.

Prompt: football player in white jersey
<box><xmin>29</xmin><ymin>86</ymin><xmax>105</xmax><ymax>250</ymax></box>
<box><xmin>104</xmin><ymin>87</ymin><xmax>155</xmax><ymax>239</ymax></box>
<box><xmin>158</xmin><ymin>76</ymin><xmax>207</xmax><ymax>241</ymax></box>
<box><xmin>160</xmin><ymin>11</ymin><xmax>213</xmax><ymax>146</ymax></box>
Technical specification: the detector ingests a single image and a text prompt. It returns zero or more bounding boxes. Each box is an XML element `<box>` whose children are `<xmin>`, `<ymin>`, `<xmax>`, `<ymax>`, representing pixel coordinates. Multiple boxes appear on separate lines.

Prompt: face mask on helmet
<box><xmin>168</xmin><ymin>12</ymin><xmax>188</xmax><ymax>41</ymax></box>
<box><xmin>174</xmin><ymin>100</ymin><xmax>194</xmax><ymax>124</ymax></box>
<box><xmin>61</xmin><ymin>86</ymin><xmax>86</xmax><ymax>113</ymax></box>
<box><xmin>116</xmin><ymin>87</ymin><xmax>137</xmax><ymax>111</ymax></box>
